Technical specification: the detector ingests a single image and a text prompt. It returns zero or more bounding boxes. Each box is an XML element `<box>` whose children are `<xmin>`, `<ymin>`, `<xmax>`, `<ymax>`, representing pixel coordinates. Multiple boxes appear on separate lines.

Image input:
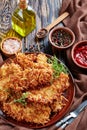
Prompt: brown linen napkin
<box><xmin>59</xmin><ymin>0</ymin><xmax>87</xmax><ymax>130</ymax></box>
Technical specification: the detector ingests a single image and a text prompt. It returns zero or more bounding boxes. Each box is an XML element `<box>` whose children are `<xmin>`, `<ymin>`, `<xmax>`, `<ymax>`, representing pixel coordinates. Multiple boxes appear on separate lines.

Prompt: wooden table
<box><xmin>0</xmin><ymin>0</ymin><xmax>64</xmax><ymax>60</ymax></box>
<box><xmin>22</xmin><ymin>0</ymin><xmax>63</xmax><ymax>58</ymax></box>
<box><xmin>0</xmin><ymin>0</ymin><xmax>64</xmax><ymax>61</ymax></box>
<box><xmin>0</xmin><ymin>0</ymin><xmax>66</xmax><ymax>130</ymax></box>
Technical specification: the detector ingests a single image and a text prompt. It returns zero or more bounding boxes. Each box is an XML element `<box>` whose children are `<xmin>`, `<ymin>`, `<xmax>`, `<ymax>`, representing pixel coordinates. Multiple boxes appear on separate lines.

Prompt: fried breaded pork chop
<box><xmin>3</xmin><ymin>102</ymin><xmax>51</xmax><ymax>125</ymax></box>
<box><xmin>27</xmin><ymin>73</ymin><xmax>70</xmax><ymax>104</ymax></box>
<box><xmin>0</xmin><ymin>53</ymin><xmax>70</xmax><ymax>125</ymax></box>
<box><xmin>0</xmin><ymin>53</ymin><xmax>53</xmax><ymax>90</ymax></box>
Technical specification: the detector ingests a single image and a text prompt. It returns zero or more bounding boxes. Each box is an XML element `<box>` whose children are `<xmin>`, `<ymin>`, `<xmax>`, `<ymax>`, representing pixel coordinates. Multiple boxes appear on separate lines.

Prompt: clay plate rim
<box><xmin>0</xmin><ymin>52</ymin><xmax>75</xmax><ymax>129</ymax></box>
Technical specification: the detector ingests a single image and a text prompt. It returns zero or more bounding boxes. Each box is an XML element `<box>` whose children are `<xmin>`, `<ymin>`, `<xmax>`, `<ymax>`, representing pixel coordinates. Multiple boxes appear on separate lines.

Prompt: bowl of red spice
<box><xmin>49</xmin><ymin>27</ymin><xmax>75</xmax><ymax>50</ymax></box>
<box><xmin>1</xmin><ymin>37</ymin><xmax>22</xmax><ymax>57</ymax></box>
<box><xmin>71</xmin><ymin>40</ymin><xmax>87</xmax><ymax>69</ymax></box>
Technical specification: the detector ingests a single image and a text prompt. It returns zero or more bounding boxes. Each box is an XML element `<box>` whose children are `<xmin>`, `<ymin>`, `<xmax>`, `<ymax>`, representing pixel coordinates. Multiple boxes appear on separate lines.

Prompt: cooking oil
<box><xmin>11</xmin><ymin>0</ymin><xmax>36</xmax><ymax>37</ymax></box>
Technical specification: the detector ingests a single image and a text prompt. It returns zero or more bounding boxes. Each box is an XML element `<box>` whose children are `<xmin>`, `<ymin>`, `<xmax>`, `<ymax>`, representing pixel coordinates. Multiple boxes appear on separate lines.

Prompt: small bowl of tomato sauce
<box><xmin>49</xmin><ymin>27</ymin><xmax>75</xmax><ymax>50</ymax></box>
<box><xmin>71</xmin><ymin>40</ymin><xmax>87</xmax><ymax>69</ymax></box>
<box><xmin>1</xmin><ymin>37</ymin><xmax>22</xmax><ymax>57</ymax></box>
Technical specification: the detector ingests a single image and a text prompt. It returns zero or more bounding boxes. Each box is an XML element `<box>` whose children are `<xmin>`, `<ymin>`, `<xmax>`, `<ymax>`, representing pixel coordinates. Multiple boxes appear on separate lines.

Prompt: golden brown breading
<box><xmin>24</xmin><ymin>68</ymin><xmax>53</xmax><ymax>89</ymax></box>
<box><xmin>15</xmin><ymin>53</ymin><xmax>35</xmax><ymax>69</ymax></box>
<box><xmin>3</xmin><ymin>102</ymin><xmax>51</xmax><ymax>125</ymax></box>
<box><xmin>54</xmin><ymin>72</ymin><xmax>70</xmax><ymax>92</ymax></box>
<box><xmin>50</xmin><ymin>96</ymin><xmax>68</xmax><ymax>112</ymax></box>
<box><xmin>4</xmin><ymin>67</ymin><xmax>53</xmax><ymax>91</ymax></box>
<box><xmin>0</xmin><ymin>90</ymin><xmax>8</xmax><ymax>102</ymax></box>
<box><xmin>27</xmin><ymin>84</ymin><xmax>60</xmax><ymax>104</ymax></box>
<box><xmin>36</xmin><ymin>53</ymin><xmax>48</xmax><ymax>63</ymax></box>
<box><xmin>0</xmin><ymin>63</ymin><xmax>22</xmax><ymax>79</ymax></box>
<box><xmin>0</xmin><ymin>54</ymin><xmax>53</xmax><ymax>91</ymax></box>
<box><xmin>0</xmin><ymin>77</ymin><xmax>10</xmax><ymax>102</ymax></box>
<box><xmin>0</xmin><ymin>53</ymin><xmax>70</xmax><ymax>125</ymax></box>
<box><xmin>26</xmin><ymin>73</ymin><xmax>70</xmax><ymax>104</ymax></box>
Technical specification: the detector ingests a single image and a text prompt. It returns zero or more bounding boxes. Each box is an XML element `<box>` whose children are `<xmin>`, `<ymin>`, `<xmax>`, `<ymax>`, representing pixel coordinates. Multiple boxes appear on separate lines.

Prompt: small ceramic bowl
<box><xmin>1</xmin><ymin>37</ymin><xmax>22</xmax><ymax>57</ymax></box>
<box><xmin>71</xmin><ymin>40</ymin><xmax>87</xmax><ymax>69</ymax></box>
<box><xmin>49</xmin><ymin>27</ymin><xmax>75</xmax><ymax>50</ymax></box>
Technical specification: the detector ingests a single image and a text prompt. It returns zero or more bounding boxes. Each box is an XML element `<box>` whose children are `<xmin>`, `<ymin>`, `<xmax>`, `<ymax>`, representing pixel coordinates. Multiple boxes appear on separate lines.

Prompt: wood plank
<box><xmin>23</xmin><ymin>0</ymin><xmax>62</xmax><ymax>54</ymax></box>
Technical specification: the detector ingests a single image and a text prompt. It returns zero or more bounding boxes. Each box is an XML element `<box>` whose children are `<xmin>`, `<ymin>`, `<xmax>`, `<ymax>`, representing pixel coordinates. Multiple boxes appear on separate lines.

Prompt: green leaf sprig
<box><xmin>48</xmin><ymin>56</ymin><xmax>68</xmax><ymax>78</ymax></box>
<box><xmin>14</xmin><ymin>92</ymin><xmax>28</xmax><ymax>106</ymax></box>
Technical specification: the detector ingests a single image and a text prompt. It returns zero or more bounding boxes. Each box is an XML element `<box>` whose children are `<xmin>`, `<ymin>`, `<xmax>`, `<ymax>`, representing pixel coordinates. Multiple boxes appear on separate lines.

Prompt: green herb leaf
<box><xmin>48</xmin><ymin>56</ymin><xmax>68</xmax><ymax>78</ymax></box>
<box><xmin>14</xmin><ymin>92</ymin><xmax>28</xmax><ymax>106</ymax></box>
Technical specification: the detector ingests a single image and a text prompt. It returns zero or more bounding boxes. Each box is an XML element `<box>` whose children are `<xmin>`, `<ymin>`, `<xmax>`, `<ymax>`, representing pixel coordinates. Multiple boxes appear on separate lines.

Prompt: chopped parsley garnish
<box><xmin>14</xmin><ymin>92</ymin><xmax>28</xmax><ymax>106</ymax></box>
<box><xmin>48</xmin><ymin>56</ymin><xmax>68</xmax><ymax>78</ymax></box>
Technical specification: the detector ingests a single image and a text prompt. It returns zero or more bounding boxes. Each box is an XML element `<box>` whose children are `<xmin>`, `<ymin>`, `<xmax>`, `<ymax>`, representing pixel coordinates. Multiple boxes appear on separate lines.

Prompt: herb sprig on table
<box><xmin>48</xmin><ymin>56</ymin><xmax>68</xmax><ymax>78</ymax></box>
<box><xmin>14</xmin><ymin>92</ymin><xmax>28</xmax><ymax>106</ymax></box>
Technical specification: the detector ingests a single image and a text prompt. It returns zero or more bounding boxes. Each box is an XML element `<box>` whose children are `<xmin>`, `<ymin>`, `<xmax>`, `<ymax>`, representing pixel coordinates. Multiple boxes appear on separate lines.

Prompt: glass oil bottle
<box><xmin>11</xmin><ymin>0</ymin><xmax>36</xmax><ymax>37</ymax></box>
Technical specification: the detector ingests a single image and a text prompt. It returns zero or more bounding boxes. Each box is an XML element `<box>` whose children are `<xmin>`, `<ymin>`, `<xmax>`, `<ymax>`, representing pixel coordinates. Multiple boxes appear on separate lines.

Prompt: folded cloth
<box><xmin>59</xmin><ymin>0</ymin><xmax>87</xmax><ymax>130</ymax></box>
<box><xmin>60</xmin><ymin>0</ymin><xmax>87</xmax><ymax>41</ymax></box>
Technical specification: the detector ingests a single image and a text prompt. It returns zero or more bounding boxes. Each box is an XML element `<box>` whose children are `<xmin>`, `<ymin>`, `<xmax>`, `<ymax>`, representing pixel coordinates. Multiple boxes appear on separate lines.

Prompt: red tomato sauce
<box><xmin>74</xmin><ymin>44</ymin><xmax>87</xmax><ymax>67</ymax></box>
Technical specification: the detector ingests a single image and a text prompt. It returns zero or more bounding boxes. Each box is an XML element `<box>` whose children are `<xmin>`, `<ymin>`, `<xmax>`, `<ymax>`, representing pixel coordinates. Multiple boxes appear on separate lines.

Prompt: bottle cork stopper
<box><xmin>19</xmin><ymin>0</ymin><xmax>27</xmax><ymax>9</ymax></box>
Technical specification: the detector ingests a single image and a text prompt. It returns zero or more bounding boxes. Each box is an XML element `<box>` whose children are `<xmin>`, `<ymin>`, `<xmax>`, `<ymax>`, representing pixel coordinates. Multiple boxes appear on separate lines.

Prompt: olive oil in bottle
<box><xmin>11</xmin><ymin>0</ymin><xmax>36</xmax><ymax>37</ymax></box>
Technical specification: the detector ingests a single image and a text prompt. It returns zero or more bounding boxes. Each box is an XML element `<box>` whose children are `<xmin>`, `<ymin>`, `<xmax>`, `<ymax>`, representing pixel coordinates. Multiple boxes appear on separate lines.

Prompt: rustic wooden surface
<box><xmin>0</xmin><ymin>1</ymin><xmax>67</xmax><ymax>130</ymax></box>
<box><xmin>22</xmin><ymin>0</ymin><xmax>63</xmax><ymax>58</ymax></box>
<box><xmin>0</xmin><ymin>0</ymin><xmax>64</xmax><ymax>61</ymax></box>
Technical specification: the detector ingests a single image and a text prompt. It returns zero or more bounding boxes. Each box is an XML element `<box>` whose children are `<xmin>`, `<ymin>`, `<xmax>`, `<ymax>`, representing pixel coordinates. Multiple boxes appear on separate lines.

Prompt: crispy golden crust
<box><xmin>0</xmin><ymin>53</ymin><xmax>70</xmax><ymax>125</ymax></box>
<box><xmin>27</xmin><ymin>73</ymin><xmax>70</xmax><ymax>104</ymax></box>
<box><xmin>3</xmin><ymin>102</ymin><xmax>51</xmax><ymax>124</ymax></box>
<box><xmin>0</xmin><ymin>53</ymin><xmax>53</xmax><ymax>91</ymax></box>
<box><xmin>51</xmin><ymin>96</ymin><xmax>68</xmax><ymax>112</ymax></box>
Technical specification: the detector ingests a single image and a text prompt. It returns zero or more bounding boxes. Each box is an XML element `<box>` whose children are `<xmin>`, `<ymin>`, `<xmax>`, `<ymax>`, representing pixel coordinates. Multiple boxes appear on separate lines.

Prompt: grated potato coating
<box><xmin>0</xmin><ymin>53</ymin><xmax>53</xmax><ymax>90</ymax></box>
<box><xmin>51</xmin><ymin>96</ymin><xmax>68</xmax><ymax>112</ymax></box>
<box><xmin>27</xmin><ymin>73</ymin><xmax>70</xmax><ymax>104</ymax></box>
<box><xmin>0</xmin><ymin>53</ymin><xmax>70</xmax><ymax>125</ymax></box>
<box><xmin>3</xmin><ymin>102</ymin><xmax>51</xmax><ymax>125</ymax></box>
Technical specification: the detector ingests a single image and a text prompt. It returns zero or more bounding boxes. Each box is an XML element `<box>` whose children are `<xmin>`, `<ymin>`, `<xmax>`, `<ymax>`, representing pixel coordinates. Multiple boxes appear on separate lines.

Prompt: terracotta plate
<box><xmin>0</xmin><ymin>53</ymin><xmax>75</xmax><ymax>129</ymax></box>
